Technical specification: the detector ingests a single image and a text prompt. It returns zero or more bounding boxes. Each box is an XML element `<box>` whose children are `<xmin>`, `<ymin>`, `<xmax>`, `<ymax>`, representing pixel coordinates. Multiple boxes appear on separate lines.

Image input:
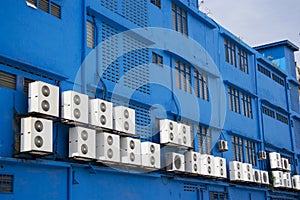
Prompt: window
<box><xmin>209</xmin><ymin>192</ymin><xmax>227</xmax><ymax>200</ymax></box>
<box><xmin>272</xmin><ymin>73</ymin><xmax>285</xmax><ymax>86</ymax></box>
<box><xmin>241</xmin><ymin>93</ymin><xmax>252</xmax><ymax>118</ymax></box>
<box><xmin>0</xmin><ymin>174</ymin><xmax>13</xmax><ymax>193</ymax></box>
<box><xmin>172</xmin><ymin>3</ymin><xmax>188</xmax><ymax>36</ymax></box>
<box><xmin>224</xmin><ymin>39</ymin><xmax>236</xmax><ymax>67</ymax></box>
<box><xmin>258</xmin><ymin>64</ymin><xmax>271</xmax><ymax>77</ymax></box>
<box><xmin>152</xmin><ymin>52</ymin><xmax>163</xmax><ymax>66</ymax></box>
<box><xmin>245</xmin><ymin>140</ymin><xmax>256</xmax><ymax>166</ymax></box>
<box><xmin>0</xmin><ymin>71</ymin><xmax>16</xmax><ymax>90</ymax></box>
<box><xmin>175</xmin><ymin>60</ymin><xmax>191</xmax><ymax>93</ymax></box>
<box><xmin>194</xmin><ymin>70</ymin><xmax>209</xmax><ymax>101</ymax></box>
<box><xmin>150</xmin><ymin>0</ymin><xmax>161</xmax><ymax>8</ymax></box>
<box><xmin>197</xmin><ymin>126</ymin><xmax>211</xmax><ymax>154</ymax></box>
<box><xmin>228</xmin><ymin>86</ymin><xmax>240</xmax><ymax>113</ymax></box>
<box><xmin>86</xmin><ymin>21</ymin><xmax>95</xmax><ymax>48</ymax></box>
<box><xmin>276</xmin><ymin>113</ymin><xmax>289</xmax><ymax>124</ymax></box>
<box><xmin>232</xmin><ymin>136</ymin><xmax>244</xmax><ymax>162</ymax></box>
<box><xmin>262</xmin><ymin>106</ymin><xmax>275</xmax><ymax>118</ymax></box>
<box><xmin>26</xmin><ymin>0</ymin><xmax>61</xmax><ymax>19</ymax></box>
<box><xmin>238</xmin><ymin>47</ymin><xmax>248</xmax><ymax>73</ymax></box>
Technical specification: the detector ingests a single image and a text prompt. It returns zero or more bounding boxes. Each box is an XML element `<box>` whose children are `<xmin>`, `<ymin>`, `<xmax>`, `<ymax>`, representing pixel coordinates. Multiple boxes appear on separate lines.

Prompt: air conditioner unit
<box><xmin>258</xmin><ymin>151</ymin><xmax>267</xmax><ymax>160</ymax></box>
<box><xmin>166</xmin><ymin>152</ymin><xmax>185</xmax><ymax>172</ymax></box>
<box><xmin>89</xmin><ymin>99</ymin><xmax>113</xmax><ymax>129</ymax></box>
<box><xmin>252</xmin><ymin>169</ymin><xmax>261</xmax><ymax>184</ymax></box>
<box><xmin>272</xmin><ymin>171</ymin><xmax>284</xmax><ymax>188</ymax></box>
<box><xmin>281</xmin><ymin>158</ymin><xmax>291</xmax><ymax>172</ymax></box>
<box><xmin>242</xmin><ymin>163</ymin><xmax>253</xmax><ymax>182</ymax></box>
<box><xmin>69</xmin><ymin>126</ymin><xmax>96</xmax><ymax>160</ymax></box>
<box><xmin>20</xmin><ymin>117</ymin><xmax>53</xmax><ymax>154</ymax></box>
<box><xmin>61</xmin><ymin>91</ymin><xmax>88</xmax><ymax>124</ymax></box>
<box><xmin>283</xmin><ymin>172</ymin><xmax>292</xmax><ymax>188</ymax></box>
<box><xmin>269</xmin><ymin>152</ymin><xmax>282</xmax><ymax>170</ymax></box>
<box><xmin>229</xmin><ymin>161</ymin><xmax>243</xmax><ymax>181</ymax></box>
<box><xmin>184</xmin><ymin>151</ymin><xmax>200</xmax><ymax>174</ymax></box>
<box><xmin>178</xmin><ymin>123</ymin><xmax>192</xmax><ymax>147</ymax></box>
<box><xmin>28</xmin><ymin>81</ymin><xmax>59</xmax><ymax>117</ymax></box>
<box><xmin>120</xmin><ymin>137</ymin><xmax>141</xmax><ymax>166</ymax></box>
<box><xmin>159</xmin><ymin>119</ymin><xmax>178</xmax><ymax>145</ymax></box>
<box><xmin>199</xmin><ymin>154</ymin><xmax>214</xmax><ymax>176</ymax></box>
<box><xmin>213</xmin><ymin>157</ymin><xmax>227</xmax><ymax>178</ymax></box>
<box><xmin>141</xmin><ymin>142</ymin><xmax>160</xmax><ymax>169</ymax></box>
<box><xmin>218</xmin><ymin>140</ymin><xmax>228</xmax><ymax>152</ymax></box>
<box><xmin>292</xmin><ymin>175</ymin><xmax>300</xmax><ymax>190</ymax></box>
<box><xmin>96</xmin><ymin>132</ymin><xmax>120</xmax><ymax>163</ymax></box>
<box><xmin>113</xmin><ymin>106</ymin><xmax>135</xmax><ymax>135</ymax></box>
<box><xmin>260</xmin><ymin>170</ymin><xmax>269</xmax><ymax>185</ymax></box>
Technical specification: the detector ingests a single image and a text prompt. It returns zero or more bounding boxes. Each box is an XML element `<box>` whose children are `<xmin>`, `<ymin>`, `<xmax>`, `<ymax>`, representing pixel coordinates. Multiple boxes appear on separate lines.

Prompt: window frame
<box><xmin>238</xmin><ymin>47</ymin><xmax>248</xmax><ymax>73</ymax></box>
<box><xmin>172</xmin><ymin>3</ymin><xmax>188</xmax><ymax>36</ymax></box>
<box><xmin>224</xmin><ymin>38</ymin><xmax>236</xmax><ymax>67</ymax></box>
<box><xmin>245</xmin><ymin>140</ymin><xmax>257</xmax><ymax>166</ymax></box>
<box><xmin>228</xmin><ymin>86</ymin><xmax>240</xmax><ymax>113</ymax></box>
<box><xmin>197</xmin><ymin>125</ymin><xmax>212</xmax><ymax>155</ymax></box>
<box><xmin>193</xmin><ymin>70</ymin><xmax>209</xmax><ymax>101</ymax></box>
<box><xmin>175</xmin><ymin>60</ymin><xmax>192</xmax><ymax>93</ymax></box>
<box><xmin>150</xmin><ymin>0</ymin><xmax>161</xmax><ymax>8</ymax></box>
<box><xmin>26</xmin><ymin>0</ymin><xmax>61</xmax><ymax>19</ymax></box>
<box><xmin>231</xmin><ymin>135</ymin><xmax>244</xmax><ymax>162</ymax></box>
<box><xmin>241</xmin><ymin>93</ymin><xmax>253</xmax><ymax>118</ymax></box>
<box><xmin>152</xmin><ymin>52</ymin><xmax>163</xmax><ymax>67</ymax></box>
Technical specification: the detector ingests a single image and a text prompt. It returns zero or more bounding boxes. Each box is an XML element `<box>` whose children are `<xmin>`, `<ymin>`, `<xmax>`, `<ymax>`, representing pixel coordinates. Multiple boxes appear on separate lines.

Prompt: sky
<box><xmin>202</xmin><ymin>0</ymin><xmax>300</xmax><ymax>64</ymax></box>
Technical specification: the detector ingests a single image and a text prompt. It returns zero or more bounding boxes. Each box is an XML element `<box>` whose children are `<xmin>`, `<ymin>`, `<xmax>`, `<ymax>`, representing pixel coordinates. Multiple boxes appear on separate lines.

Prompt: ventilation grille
<box><xmin>183</xmin><ymin>183</ymin><xmax>198</xmax><ymax>192</ymax></box>
<box><xmin>0</xmin><ymin>174</ymin><xmax>13</xmax><ymax>193</ymax></box>
<box><xmin>101</xmin><ymin>22</ymin><xmax>120</xmax><ymax>83</ymax></box>
<box><xmin>38</xmin><ymin>0</ymin><xmax>49</xmax><ymax>13</ymax></box>
<box><xmin>50</xmin><ymin>2</ymin><xmax>61</xmax><ymax>18</ymax></box>
<box><xmin>121</xmin><ymin>0</ymin><xmax>148</xmax><ymax>27</ymax></box>
<box><xmin>290</xmin><ymin>84</ymin><xmax>299</xmax><ymax>113</ymax></box>
<box><xmin>129</xmin><ymin>103</ymin><xmax>151</xmax><ymax>141</ymax></box>
<box><xmin>86</xmin><ymin>21</ymin><xmax>95</xmax><ymax>48</ymax></box>
<box><xmin>0</xmin><ymin>71</ymin><xmax>16</xmax><ymax>90</ymax></box>
<box><xmin>100</xmin><ymin>0</ymin><xmax>118</xmax><ymax>12</ymax></box>
<box><xmin>294</xmin><ymin>119</ymin><xmax>300</xmax><ymax>149</ymax></box>
<box><xmin>26</xmin><ymin>0</ymin><xmax>37</xmax><ymax>6</ymax></box>
<box><xmin>122</xmin><ymin>34</ymin><xmax>150</xmax><ymax>94</ymax></box>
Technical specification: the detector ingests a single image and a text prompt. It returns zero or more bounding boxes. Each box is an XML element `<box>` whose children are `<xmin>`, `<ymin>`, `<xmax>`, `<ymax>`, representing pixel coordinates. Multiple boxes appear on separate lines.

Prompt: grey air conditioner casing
<box><xmin>28</xmin><ymin>81</ymin><xmax>59</xmax><ymax>117</ymax></box>
<box><xmin>258</xmin><ymin>151</ymin><xmax>267</xmax><ymax>160</ymax></box>
<box><xmin>272</xmin><ymin>171</ymin><xmax>284</xmax><ymax>188</ymax></box>
<box><xmin>242</xmin><ymin>163</ymin><xmax>253</xmax><ymax>182</ymax></box>
<box><xmin>96</xmin><ymin>132</ymin><xmax>120</xmax><ymax>163</ymax></box>
<box><xmin>89</xmin><ymin>99</ymin><xmax>113</xmax><ymax>129</ymax></box>
<box><xmin>218</xmin><ymin>140</ymin><xmax>228</xmax><ymax>152</ymax></box>
<box><xmin>120</xmin><ymin>137</ymin><xmax>141</xmax><ymax>166</ymax></box>
<box><xmin>229</xmin><ymin>161</ymin><xmax>243</xmax><ymax>181</ymax></box>
<box><xmin>283</xmin><ymin>172</ymin><xmax>292</xmax><ymax>188</ymax></box>
<box><xmin>252</xmin><ymin>169</ymin><xmax>261</xmax><ymax>184</ymax></box>
<box><xmin>69</xmin><ymin>126</ymin><xmax>96</xmax><ymax>160</ymax></box>
<box><xmin>184</xmin><ymin>151</ymin><xmax>200</xmax><ymax>174</ymax></box>
<box><xmin>292</xmin><ymin>175</ymin><xmax>300</xmax><ymax>190</ymax></box>
<box><xmin>20</xmin><ymin>117</ymin><xmax>53</xmax><ymax>154</ymax></box>
<box><xmin>113</xmin><ymin>106</ymin><xmax>135</xmax><ymax>135</ymax></box>
<box><xmin>260</xmin><ymin>170</ymin><xmax>269</xmax><ymax>185</ymax></box>
<box><xmin>269</xmin><ymin>152</ymin><xmax>282</xmax><ymax>170</ymax></box>
<box><xmin>141</xmin><ymin>142</ymin><xmax>160</xmax><ymax>169</ymax></box>
<box><xmin>199</xmin><ymin>154</ymin><xmax>215</xmax><ymax>176</ymax></box>
<box><xmin>61</xmin><ymin>91</ymin><xmax>88</xmax><ymax>124</ymax></box>
<box><xmin>213</xmin><ymin>157</ymin><xmax>227</xmax><ymax>178</ymax></box>
<box><xmin>281</xmin><ymin>157</ymin><xmax>291</xmax><ymax>172</ymax></box>
<box><xmin>166</xmin><ymin>152</ymin><xmax>185</xmax><ymax>172</ymax></box>
<box><xmin>160</xmin><ymin>119</ymin><xmax>178</xmax><ymax>145</ymax></box>
<box><xmin>178</xmin><ymin>123</ymin><xmax>192</xmax><ymax>147</ymax></box>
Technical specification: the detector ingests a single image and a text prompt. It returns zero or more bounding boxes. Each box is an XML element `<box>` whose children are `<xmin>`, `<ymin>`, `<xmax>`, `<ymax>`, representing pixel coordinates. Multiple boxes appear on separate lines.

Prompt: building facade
<box><xmin>0</xmin><ymin>0</ymin><xmax>299</xmax><ymax>199</ymax></box>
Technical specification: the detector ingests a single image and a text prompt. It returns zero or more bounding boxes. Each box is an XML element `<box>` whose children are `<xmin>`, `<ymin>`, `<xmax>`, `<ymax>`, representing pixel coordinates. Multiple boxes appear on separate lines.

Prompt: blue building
<box><xmin>0</xmin><ymin>0</ymin><xmax>299</xmax><ymax>199</ymax></box>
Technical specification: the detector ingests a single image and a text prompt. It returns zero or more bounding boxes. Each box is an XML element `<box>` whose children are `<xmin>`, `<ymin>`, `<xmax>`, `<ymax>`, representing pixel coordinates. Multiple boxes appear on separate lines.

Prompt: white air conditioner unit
<box><xmin>141</xmin><ymin>142</ymin><xmax>160</xmax><ymax>169</ymax></box>
<box><xmin>283</xmin><ymin>172</ymin><xmax>292</xmax><ymax>188</ymax></box>
<box><xmin>69</xmin><ymin>126</ymin><xmax>96</xmax><ymax>160</ymax></box>
<box><xmin>61</xmin><ymin>91</ymin><xmax>89</xmax><ymax>124</ymax></box>
<box><xmin>281</xmin><ymin>158</ymin><xmax>291</xmax><ymax>172</ymax></box>
<box><xmin>218</xmin><ymin>140</ymin><xmax>228</xmax><ymax>152</ymax></box>
<box><xmin>258</xmin><ymin>151</ymin><xmax>267</xmax><ymax>160</ymax></box>
<box><xmin>20</xmin><ymin>117</ymin><xmax>53</xmax><ymax>154</ymax></box>
<box><xmin>252</xmin><ymin>169</ymin><xmax>261</xmax><ymax>184</ymax></box>
<box><xmin>113</xmin><ymin>106</ymin><xmax>135</xmax><ymax>135</ymax></box>
<box><xmin>96</xmin><ymin>132</ymin><xmax>120</xmax><ymax>163</ymax></box>
<box><xmin>260</xmin><ymin>170</ymin><xmax>269</xmax><ymax>185</ymax></box>
<box><xmin>292</xmin><ymin>175</ymin><xmax>300</xmax><ymax>190</ymax></box>
<box><xmin>184</xmin><ymin>151</ymin><xmax>200</xmax><ymax>174</ymax></box>
<box><xmin>89</xmin><ymin>99</ymin><xmax>113</xmax><ymax>129</ymax></box>
<box><xmin>242</xmin><ymin>163</ymin><xmax>253</xmax><ymax>182</ymax></box>
<box><xmin>269</xmin><ymin>152</ymin><xmax>282</xmax><ymax>170</ymax></box>
<box><xmin>166</xmin><ymin>152</ymin><xmax>185</xmax><ymax>172</ymax></box>
<box><xmin>213</xmin><ymin>157</ymin><xmax>227</xmax><ymax>178</ymax></box>
<box><xmin>199</xmin><ymin>154</ymin><xmax>214</xmax><ymax>176</ymax></box>
<box><xmin>272</xmin><ymin>171</ymin><xmax>284</xmax><ymax>188</ymax></box>
<box><xmin>28</xmin><ymin>81</ymin><xmax>59</xmax><ymax>117</ymax></box>
<box><xmin>120</xmin><ymin>137</ymin><xmax>141</xmax><ymax>166</ymax></box>
<box><xmin>159</xmin><ymin>119</ymin><xmax>178</xmax><ymax>145</ymax></box>
<box><xmin>229</xmin><ymin>161</ymin><xmax>243</xmax><ymax>181</ymax></box>
<box><xmin>178</xmin><ymin>123</ymin><xmax>192</xmax><ymax>147</ymax></box>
